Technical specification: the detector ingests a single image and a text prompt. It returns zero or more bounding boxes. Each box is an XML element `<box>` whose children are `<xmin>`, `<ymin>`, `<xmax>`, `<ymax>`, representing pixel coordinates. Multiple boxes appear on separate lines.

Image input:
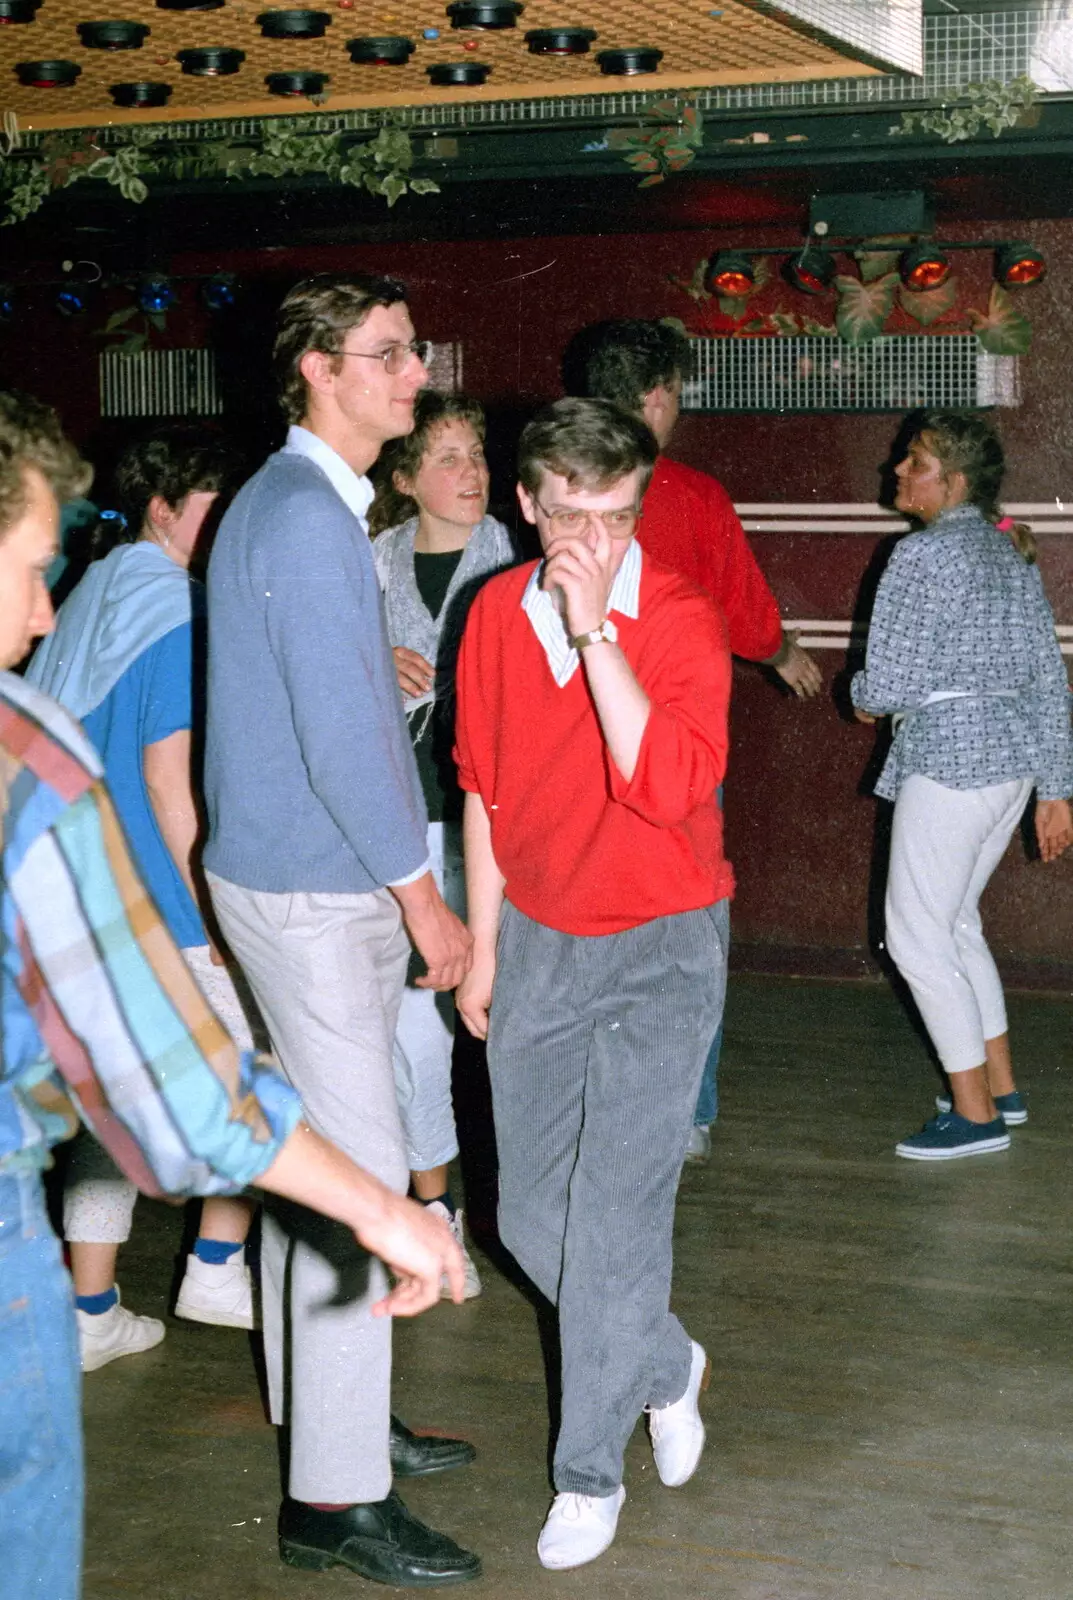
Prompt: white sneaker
<box><xmin>175</xmin><ymin>1252</ymin><xmax>256</xmax><ymax>1329</ymax></box>
<box><xmin>684</xmin><ymin>1125</ymin><xmax>711</xmax><ymax>1164</ymax></box>
<box><xmin>646</xmin><ymin>1340</ymin><xmax>710</xmax><ymax>1487</ymax></box>
<box><xmin>77</xmin><ymin>1290</ymin><xmax>166</xmax><ymax>1372</ymax></box>
<box><xmin>427</xmin><ymin>1201</ymin><xmax>482</xmax><ymax>1300</ymax></box>
<box><xmin>537</xmin><ymin>1488</ymin><xmax>625</xmax><ymax>1571</ymax></box>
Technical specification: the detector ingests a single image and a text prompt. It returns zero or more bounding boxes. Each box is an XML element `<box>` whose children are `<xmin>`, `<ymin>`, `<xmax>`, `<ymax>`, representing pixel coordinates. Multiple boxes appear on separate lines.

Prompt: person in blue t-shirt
<box><xmin>27</xmin><ymin>424</ymin><xmax>266</xmax><ymax>1367</ymax></box>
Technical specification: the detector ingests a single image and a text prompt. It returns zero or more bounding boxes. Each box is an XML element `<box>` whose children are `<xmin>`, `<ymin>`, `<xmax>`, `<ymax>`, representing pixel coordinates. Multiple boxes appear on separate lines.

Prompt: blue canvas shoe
<box><xmin>896</xmin><ymin>1112</ymin><xmax>1010</xmax><ymax>1161</ymax></box>
<box><xmin>935</xmin><ymin>1090</ymin><xmax>1027</xmax><ymax>1125</ymax></box>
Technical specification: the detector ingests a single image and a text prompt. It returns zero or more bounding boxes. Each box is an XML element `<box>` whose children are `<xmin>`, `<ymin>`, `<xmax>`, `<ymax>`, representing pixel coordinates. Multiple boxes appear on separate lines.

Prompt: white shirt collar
<box><xmin>521</xmin><ymin>538</ymin><xmax>642</xmax><ymax>688</ymax></box>
<box><xmin>282</xmin><ymin>424</ymin><xmax>375</xmax><ymax>527</ymax></box>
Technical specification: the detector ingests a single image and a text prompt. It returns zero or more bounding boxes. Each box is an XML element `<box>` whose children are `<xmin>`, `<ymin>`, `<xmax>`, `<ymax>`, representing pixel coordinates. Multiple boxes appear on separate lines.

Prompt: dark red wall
<box><xmin>5</xmin><ymin>215</ymin><xmax>1073</xmax><ymax>981</ymax></box>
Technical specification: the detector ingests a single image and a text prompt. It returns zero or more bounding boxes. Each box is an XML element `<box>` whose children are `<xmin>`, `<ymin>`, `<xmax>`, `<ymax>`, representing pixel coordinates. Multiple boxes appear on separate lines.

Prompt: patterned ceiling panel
<box><xmin>0</xmin><ymin>0</ymin><xmax>911</xmax><ymax>131</ymax></box>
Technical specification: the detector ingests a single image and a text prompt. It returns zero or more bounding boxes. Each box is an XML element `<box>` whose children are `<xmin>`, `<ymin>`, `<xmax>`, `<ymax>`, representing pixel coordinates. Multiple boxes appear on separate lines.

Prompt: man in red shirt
<box><xmin>565</xmin><ymin>320</ymin><xmax>821</xmax><ymax>1157</ymax></box>
<box><xmin>455</xmin><ymin>398</ymin><xmax>731</xmax><ymax>1571</ymax></box>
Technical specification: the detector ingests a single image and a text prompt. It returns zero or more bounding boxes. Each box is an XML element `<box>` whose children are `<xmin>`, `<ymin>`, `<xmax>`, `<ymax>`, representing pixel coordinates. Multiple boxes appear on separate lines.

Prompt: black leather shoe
<box><xmin>390</xmin><ymin>1415</ymin><xmax>477</xmax><ymax>1478</ymax></box>
<box><xmin>279</xmin><ymin>1492</ymin><xmax>482</xmax><ymax>1586</ymax></box>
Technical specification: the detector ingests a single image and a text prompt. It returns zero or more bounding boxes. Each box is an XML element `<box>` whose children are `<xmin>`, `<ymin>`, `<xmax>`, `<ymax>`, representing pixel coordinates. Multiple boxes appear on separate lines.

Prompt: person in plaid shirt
<box><xmin>0</xmin><ymin>390</ymin><xmax>465</xmax><ymax>1600</ymax></box>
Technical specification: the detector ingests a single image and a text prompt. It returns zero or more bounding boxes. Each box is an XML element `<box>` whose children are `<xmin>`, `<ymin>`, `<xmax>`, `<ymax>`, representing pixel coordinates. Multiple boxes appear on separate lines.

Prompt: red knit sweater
<box><xmin>638</xmin><ymin>456</ymin><xmax>783</xmax><ymax>662</ymax></box>
<box><xmin>454</xmin><ymin>555</ymin><xmax>734</xmax><ymax>936</ymax></box>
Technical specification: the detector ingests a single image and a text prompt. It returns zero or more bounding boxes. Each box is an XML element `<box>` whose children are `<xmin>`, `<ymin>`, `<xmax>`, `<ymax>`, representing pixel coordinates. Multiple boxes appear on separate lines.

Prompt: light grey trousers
<box><xmin>488</xmin><ymin>897</ymin><xmax>729</xmax><ymax>1497</ymax></box>
<box><xmin>207</xmin><ymin>873</ymin><xmax>410</xmax><ymax>1505</ymax></box>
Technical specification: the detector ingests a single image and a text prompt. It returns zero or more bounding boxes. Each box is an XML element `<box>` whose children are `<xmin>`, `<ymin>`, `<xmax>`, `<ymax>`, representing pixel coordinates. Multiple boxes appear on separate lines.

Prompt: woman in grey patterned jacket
<box><xmin>369</xmin><ymin>390</ymin><xmax>516</xmax><ymax>1295</ymax></box>
<box><xmin>852</xmin><ymin>410</ymin><xmax>1073</xmax><ymax>1161</ymax></box>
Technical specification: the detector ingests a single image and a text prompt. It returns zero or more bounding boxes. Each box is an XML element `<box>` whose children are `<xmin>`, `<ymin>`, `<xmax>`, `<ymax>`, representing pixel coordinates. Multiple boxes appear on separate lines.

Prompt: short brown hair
<box><xmin>368</xmin><ymin>390</ymin><xmax>486</xmax><ymax>536</ymax></box>
<box><xmin>518</xmin><ymin>397</ymin><xmax>657</xmax><ymax>499</ymax></box>
<box><xmin>0</xmin><ymin>390</ymin><xmax>92</xmax><ymax>535</ymax></box>
<box><xmin>273</xmin><ymin>272</ymin><xmax>408</xmax><ymax>424</ymax></box>
<box><xmin>561</xmin><ymin>319</ymin><xmax>693</xmax><ymax>414</ymax></box>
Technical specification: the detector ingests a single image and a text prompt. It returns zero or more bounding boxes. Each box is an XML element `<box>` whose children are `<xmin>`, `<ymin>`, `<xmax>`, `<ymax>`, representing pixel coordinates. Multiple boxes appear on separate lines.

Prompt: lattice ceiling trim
<box><xmin>16</xmin><ymin>59</ymin><xmax>877</xmax><ymax>131</ymax></box>
<box><xmin>2</xmin><ymin>0</ymin><xmax>888</xmax><ymax>132</ymax></box>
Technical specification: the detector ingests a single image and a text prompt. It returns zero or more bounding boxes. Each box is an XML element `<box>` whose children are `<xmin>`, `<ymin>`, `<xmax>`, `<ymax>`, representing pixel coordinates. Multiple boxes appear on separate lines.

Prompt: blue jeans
<box><xmin>0</xmin><ymin>1168</ymin><xmax>83</xmax><ymax>1600</ymax></box>
<box><xmin>693</xmin><ymin>1022</ymin><xmax>722</xmax><ymax>1127</ymax></box>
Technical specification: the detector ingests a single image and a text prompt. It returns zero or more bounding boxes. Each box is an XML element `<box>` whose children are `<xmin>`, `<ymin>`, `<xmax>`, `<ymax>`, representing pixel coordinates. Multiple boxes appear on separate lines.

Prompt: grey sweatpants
<box><xmin>488</xmin><ymin>897</ymin><xmax>729</xmax><ymax>1497</ymax></box>
<box><xmin>207</xmin><ymin>873</ymin><xmax>410</xmax><ymax>1505</ymax></box>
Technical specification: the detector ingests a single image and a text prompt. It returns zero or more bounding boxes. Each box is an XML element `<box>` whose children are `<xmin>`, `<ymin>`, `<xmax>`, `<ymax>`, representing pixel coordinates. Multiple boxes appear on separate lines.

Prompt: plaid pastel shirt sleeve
<box><xmin>2</xmin><ymin>679</ymin><xmax>300</xmax><ymax>1191</ymax></box>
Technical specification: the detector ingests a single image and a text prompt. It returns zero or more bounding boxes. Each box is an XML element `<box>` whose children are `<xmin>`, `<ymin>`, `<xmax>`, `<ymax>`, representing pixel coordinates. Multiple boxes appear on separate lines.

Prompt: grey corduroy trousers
<box><xmin>488</xmin><ymin>896</ymin><xmax>730</xmax><ymax>1497</ymax></box>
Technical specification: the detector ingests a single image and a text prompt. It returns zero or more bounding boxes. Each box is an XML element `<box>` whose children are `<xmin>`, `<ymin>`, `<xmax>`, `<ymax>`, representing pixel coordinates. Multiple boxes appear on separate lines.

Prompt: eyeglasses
<box><xmin>533</xmin><ymin>501</ymin><xmax>640</xmax><ymax>538</ymax></box>
<box><xmin>335</xmin><ymin>339</ymin><xmax>432</xmax><ymax>376</ymax></box>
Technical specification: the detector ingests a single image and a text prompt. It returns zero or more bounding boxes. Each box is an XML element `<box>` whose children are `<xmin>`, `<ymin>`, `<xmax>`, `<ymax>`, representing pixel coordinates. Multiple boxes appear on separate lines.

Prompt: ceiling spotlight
<box><xmin>266</xmin><ymin>70</ymin><xmax>328</xmax><ymax>95</ymax></box>
<box><xmin>177</xmin><ymin>46</ymin><xmax>245</xmax><ymax>74</ymax></box>
<box><xmin>258</xmin><ymin>9</ymin><xmax>331</xmax><ymax>37</ymax></box>
<box><xmin>110</xmin><ymin>80</ymin><xmax>172</xmax><ymax>106</ymax></box>
<box><xmin>426</xmin><ymin>59</ymin><xmax>490</xmax><ymax>84</ymax></box>
<box><xmin>995</xmin><ymin>240</ymin><xmax>1046</xmax><ymax>289</ymax></box>
<box><xmin>347</xmin><ymin>35</ymin><xmax>414</xmax><ymax>63</ymax></box>
<box><xmin>77</xmin><ymin>21</ymin><xmax>150</xmax><ymax>48</ymax></box>
<box><xmin>525</xmin><ymin>27</ymin><xmax>596</xmax><ymax>54</ymax></box>
<box><xmin>900</xmin><ymin>243</ymin><xmax>951</xmax><ymax>293</ymax></box>
<box><xmin>136</xmin><ymin>274</ymin><xmax>176</xmax><ymax>313</ymax></box>
<box><xmin>55</xmin><ymin>281</ymin><xmax>89</xmax><ymax>316</ymax></box>
<box><xmin>0</xmin><ymin>0</ymin><xmax>43</xmax><ymax>22</ymax></box>
<box><xmin>446</xmin><ymin>2</ymin><xmax>522</xmax><ymax>28</ymax></box>
<box><xmin>201</xmin><ymin>272</ymin><xmax>237</xmax><ymax>311</ymax></box>
<box><xmin>786</xmin><ymin>245</ymin><xmax>835</xmax><ymax>296</ymax></box>
<box><xmin>707</xmin><ymin>252</ymin><xmax>756</xmax><ymax>297</ymax></box>
<box><xmin>15</xmin><ymin>58</ymin><xmax>82</xmax><ymax>86</ymax></box>
<box><xmin>596</xmin><ymin>46</ymin><xmax>662</xmax><ymax>75</ymax></box>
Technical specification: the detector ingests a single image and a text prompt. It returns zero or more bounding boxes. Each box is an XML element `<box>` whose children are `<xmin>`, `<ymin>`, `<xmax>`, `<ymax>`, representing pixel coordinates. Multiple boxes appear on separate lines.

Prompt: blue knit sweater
<box><xmin>203</xmin><ymin>449</ymin><xmax>429</xmax><ymax>893</ymax></box>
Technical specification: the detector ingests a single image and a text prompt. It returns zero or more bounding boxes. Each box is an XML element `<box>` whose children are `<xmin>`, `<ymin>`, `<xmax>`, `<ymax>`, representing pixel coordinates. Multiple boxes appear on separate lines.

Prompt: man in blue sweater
<box><xmin>204</xmin><ymin>274</ymin><xmax>479</xmax><ymax>1587</ymax></box>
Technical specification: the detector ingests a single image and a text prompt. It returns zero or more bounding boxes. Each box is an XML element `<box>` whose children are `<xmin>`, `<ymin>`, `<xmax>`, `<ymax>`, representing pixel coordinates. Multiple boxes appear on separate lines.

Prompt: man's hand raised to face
<box><xmin>540</xmin><ymin>516</ymin><xmax>616</xmax><ymax>639</ymax></box>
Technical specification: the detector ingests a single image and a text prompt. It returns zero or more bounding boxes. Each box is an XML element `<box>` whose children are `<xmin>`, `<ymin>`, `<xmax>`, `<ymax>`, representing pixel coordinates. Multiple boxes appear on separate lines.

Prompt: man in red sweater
<box><xmin>565</xmin><ymin>319</ymin><xmax>821</xmax><ymax>1158</ymax></box>
<box><xmin>455</xmin><ymin>399</ymin><xmax>731</xmax><ymax>1572</ymax></box>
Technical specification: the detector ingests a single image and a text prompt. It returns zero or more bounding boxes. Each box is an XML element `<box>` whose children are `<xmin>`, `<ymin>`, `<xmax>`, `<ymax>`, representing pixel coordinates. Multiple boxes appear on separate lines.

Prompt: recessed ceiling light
<box><xmin>0</xmin><ymin>0</ymin><xmax>42</xmax><ymax>24</ymax></box>
<box><xmin>426</xmin><ymin>59</ymin><xmax>490</xmax><ymax>84</ymax></box>
<box><xmin>265</xmin><ymin>69</ymin><xmax>329</xmax><ymax>94</ymax></box>
<box><xmin>77</xmin><ymin>21</ymin><xmax>150</xmax><ymax>49</ymax></box>
<box><xmin>177</xmin><ymin>45</ymin><xmax>245</xmax><ymax>73</ymax></box>
<box><xmin>15</xmin><ymin>57</ymin><xmax>81</xmax><ymax>85</ymax></box>
<box><xmin>346</xmin><ymin>34</ymin><xmax>415</xmax><ymax>64</ymax></box>
<box><xmin>596</xmin><ymin>47</ymin><xmax>662</xmax><ymax>75</ymax></box>
<box><xmin>525</xmin><ymin>27</ymin><xmax>596</xmax><ymax>55</ymax></box>
<box><xmin>110</xmin><ymin>79</ymin><xmax>172</xmax><ymax>105</ymax></box>
<box><xmin>446</xmin><ymin>2</ymin><xmax>521</xmax><ymax>29</ymax></box>
<box><xmin>257</xmin><ymin>9</ymin><xmax>331</xmax><ymax>38</ymax></box>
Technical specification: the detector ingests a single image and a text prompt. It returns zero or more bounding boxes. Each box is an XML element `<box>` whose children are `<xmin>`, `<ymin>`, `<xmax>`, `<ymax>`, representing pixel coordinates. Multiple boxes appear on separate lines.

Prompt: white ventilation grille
<box><xmin>681</xmin><ymin>336</ymin><xmax>1019</xmax><ymax>414</ymax></box>
<box><xmin>99</xmin><ymin>348</ymin><xmax>223</xmax><ymax>418</ymax></box>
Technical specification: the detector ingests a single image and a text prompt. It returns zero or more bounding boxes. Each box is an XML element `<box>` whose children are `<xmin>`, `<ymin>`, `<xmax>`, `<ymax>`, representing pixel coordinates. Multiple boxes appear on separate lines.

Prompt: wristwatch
<box><xmin>569</xmin><ymin>618</ymin><xmax>619</xmax><ymax>651</ymax></box>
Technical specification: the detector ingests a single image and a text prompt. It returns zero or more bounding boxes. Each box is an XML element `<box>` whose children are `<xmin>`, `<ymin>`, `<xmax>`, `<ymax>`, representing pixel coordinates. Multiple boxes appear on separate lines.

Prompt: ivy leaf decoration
<box><xmin>899</xmin><ymin>275</ymin><xmax>958</xmax><ymax>326</ymax></box>
<box><xmin>855</xmin><ymin>250</ymin><xmax>901</xmax><ymax>283</ymax></box>
<box><xmin>834</xmin><ymin>272</ymin><xmax>898</xmax><ymax>344</ymax></box>
<box><xmin>967</xmin><ymin>283</ymin><xmax>1033</xmax><ymax>354</ymax></box>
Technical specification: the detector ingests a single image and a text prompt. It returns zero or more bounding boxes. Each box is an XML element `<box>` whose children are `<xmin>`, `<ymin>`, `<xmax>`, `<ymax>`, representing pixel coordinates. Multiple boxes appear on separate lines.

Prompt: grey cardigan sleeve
<box><xmin>257</xmin><ymin>486</ymin><xmax>429</xmax><ymax>885</ymax></box>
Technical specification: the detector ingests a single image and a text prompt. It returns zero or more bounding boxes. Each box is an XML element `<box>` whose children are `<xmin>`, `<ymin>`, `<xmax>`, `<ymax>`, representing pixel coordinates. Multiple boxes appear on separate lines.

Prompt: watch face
<box><xmin>602</xmin><ymin>618</ymin><xmax>619</xmax><ymax>643</ymax></box>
